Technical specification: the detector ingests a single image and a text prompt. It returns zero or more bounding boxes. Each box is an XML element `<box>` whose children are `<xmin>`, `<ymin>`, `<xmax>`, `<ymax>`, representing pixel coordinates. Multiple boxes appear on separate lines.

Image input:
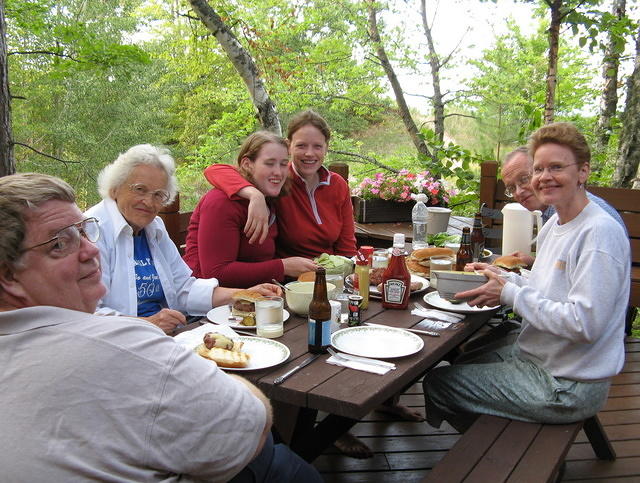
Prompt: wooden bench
<box><xmin>424</xmin><ymin>413</ymin><xmax>615</xmax><ymax>483</ymax></box>
<box><xmin>479</xmin><ymin>160</ymin><xmax>640</xmax><ymax>331</ymax></box>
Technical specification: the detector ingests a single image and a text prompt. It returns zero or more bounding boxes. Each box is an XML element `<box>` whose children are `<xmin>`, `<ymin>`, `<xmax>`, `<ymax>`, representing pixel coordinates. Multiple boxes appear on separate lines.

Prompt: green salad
<box><xmin>427</xmin><ymin>232</ymin><xmax>461</xmax><ymax>247</ymax></box>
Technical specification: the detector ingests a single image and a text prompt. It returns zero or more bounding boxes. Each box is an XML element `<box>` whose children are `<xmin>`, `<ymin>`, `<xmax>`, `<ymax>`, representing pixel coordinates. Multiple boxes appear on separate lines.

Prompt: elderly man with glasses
<box><xmin>0</xmin><ymin>172</ymin><xmax>321</xmax><ymax>482</ymax></box>
<box><xmin>502</xmin><ymin>147</ymin><xmax>624</xmax><ymax>224</ymax></box>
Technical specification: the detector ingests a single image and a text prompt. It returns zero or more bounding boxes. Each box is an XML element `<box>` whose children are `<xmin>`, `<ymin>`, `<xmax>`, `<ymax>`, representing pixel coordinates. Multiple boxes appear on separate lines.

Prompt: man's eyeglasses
<box><xmin>21</xmin><ymin>218</ymin><xmax>100</xmax><ymax>258</ymax></box>
<box><xmin>504</xmin><ymin>174</ymin><xmax>532</xmax><ymax>198</ymax></box>
<box><xmin>531</xmin><ymin>162</ymin><xmax>579</xmax><ymax>177</ymax></box>
<box><xmin>129</xmin><ymin>183</ymin><xmax>171</xmax><ymax>205</ymax></box>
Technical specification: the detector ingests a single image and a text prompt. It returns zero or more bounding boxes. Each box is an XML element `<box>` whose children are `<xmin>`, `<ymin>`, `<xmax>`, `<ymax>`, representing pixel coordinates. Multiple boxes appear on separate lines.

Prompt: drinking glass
<box><xmin>430</xmin><ymin>255</ymin><xmax>454</xmax><ymax>289</ymax></box>
<box><xmin>255</xmin><ymin>296</ymin><xmax>284</xmax><ymax>338</ymax></box>
<box><xmin>372</xmin><ymin>249</ymin><xmax>390</xmax><ymax>269</ymax></box>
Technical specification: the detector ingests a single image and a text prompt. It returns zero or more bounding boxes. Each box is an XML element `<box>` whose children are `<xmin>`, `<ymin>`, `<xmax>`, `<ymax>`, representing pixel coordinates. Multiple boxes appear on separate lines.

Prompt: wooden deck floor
<box><xmin>314</xmin><ymin>338</ymin><xmax>640</xmax><ymax>482</ymax></box>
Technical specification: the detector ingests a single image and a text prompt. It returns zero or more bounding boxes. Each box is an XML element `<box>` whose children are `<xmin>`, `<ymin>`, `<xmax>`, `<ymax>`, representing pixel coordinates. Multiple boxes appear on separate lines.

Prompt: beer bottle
<box><xmin>381</xmin><ymin>233</ymin><xmax>411</xmax><ymax>310</ymax></box>
<box><xmin>455</xmin><ymin>227</ymin><xmax>473</xmax><ymax>271</ymax></box>
<box><xmin>470</xmin><ymin>212</ymin><xmax>485</xmax><ymax>262</ymax></box>
<box><xmin>308</xmin><ymin>267</ymin><xmax>332</xmax><ymax>354</ymax></box>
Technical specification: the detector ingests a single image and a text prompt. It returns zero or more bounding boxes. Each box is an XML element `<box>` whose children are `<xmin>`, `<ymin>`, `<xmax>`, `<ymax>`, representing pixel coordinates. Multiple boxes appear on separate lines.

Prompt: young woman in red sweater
<box><xmin>183</xmin><ymin>131</ymin><xmax>317</xmax><ymax>287</ymax></box>
<box><xmin>203</xmin><ymin>110</ymin><xmax>357</xmax><ymax>259</ymax></box>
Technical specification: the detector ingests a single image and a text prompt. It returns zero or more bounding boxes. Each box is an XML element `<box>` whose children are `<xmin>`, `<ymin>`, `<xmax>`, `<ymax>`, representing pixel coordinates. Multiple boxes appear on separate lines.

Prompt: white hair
<box><xmin>97</xmin><ymin>144</ymin><xmax>178</xmax><ymax>204</ymax></box>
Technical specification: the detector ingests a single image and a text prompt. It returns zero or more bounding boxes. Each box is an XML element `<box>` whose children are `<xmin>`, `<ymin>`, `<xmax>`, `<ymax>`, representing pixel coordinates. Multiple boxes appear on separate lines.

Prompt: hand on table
<box><xmin>282</xmin><ymin>257</ymin><xmax>318</xmax><ymax>277</ymax></box>
<box><xmin>248</xmin><ymin>283</ymin><xmax>283</xmax><ymax>297</ymax></box>
<box><xmin>143</xmin><ymin>308</ymin><xmax>186</xmax><ymax>334</ymax></box>
<box><xmin>509</xmin><ymin>250</ymin><xmax>535</xmax><ymax>267</ymax></box>
<box><xmin>455</xmin><ymin>269</ymin><xmax>506</xmax><ymax>308</ymax></box>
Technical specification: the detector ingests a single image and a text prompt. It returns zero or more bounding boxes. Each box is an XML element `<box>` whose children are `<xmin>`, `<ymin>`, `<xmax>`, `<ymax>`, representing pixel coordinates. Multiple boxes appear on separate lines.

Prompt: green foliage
<box><xmin>459</xmin><ymin>19</ymin><xmax>596</xmax><ymax>161</ymax></box>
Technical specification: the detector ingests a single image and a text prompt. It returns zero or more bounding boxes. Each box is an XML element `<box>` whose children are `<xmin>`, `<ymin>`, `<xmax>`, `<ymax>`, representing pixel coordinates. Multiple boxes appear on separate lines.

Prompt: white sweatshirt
<box><xmin>501</xmin><ymin>201</ymin><xmax>630</xmax><ymax>380</ymax></box>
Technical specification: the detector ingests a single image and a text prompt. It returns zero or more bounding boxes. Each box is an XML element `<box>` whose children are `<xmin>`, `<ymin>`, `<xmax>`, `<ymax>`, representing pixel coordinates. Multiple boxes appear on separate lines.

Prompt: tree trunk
<box><xmin>366</xmin><ymin>0</ymin><xmax>436</xmax><ymax>163</ymax></box>
<box><xmin>594</xmin><ymin>0</ymin><xmax>626</xmax><ymax>155</ymax></box>
<box><xmin>420</xmin><ymin>0</ymin><xmax>444</xmax><ymax>142</ymax></box>
<box><xmin>614</xmin><ymin>28</ymin><xmax>640</xmax><ymax>188</ymax></box>
<box><xmin>544</xmin><ymin>0</ymin><xmax>563</xmax><ymax>124</ymax></box>
<box><xmin>188</xmin><ymin>0</ymin><xmax>281</xmax><ymax>135</ymax></box>
<box><xmin>0</xmin><ymin>1</ymin><xmax>14</xmax><ymax>177</ymax></box>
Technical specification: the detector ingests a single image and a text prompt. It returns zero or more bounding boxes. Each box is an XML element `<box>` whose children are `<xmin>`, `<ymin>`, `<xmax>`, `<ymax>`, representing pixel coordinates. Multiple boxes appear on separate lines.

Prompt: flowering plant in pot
<box><xmin>351</xmin><ymin>169</ymin><xmax>455</xmax><ymax>223</ymax></box>
<box><xmin>352</xmin><ymin>169</ymin><xmax>453</xmax><ymax>205</ymax></box>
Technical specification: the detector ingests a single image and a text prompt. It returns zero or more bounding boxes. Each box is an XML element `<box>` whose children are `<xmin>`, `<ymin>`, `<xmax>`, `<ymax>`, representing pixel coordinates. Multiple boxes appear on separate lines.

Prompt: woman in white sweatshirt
<box><xmin>424</xmin><ymin>122</ymin><xmax>630</xmax><ymax>432</ymax></box>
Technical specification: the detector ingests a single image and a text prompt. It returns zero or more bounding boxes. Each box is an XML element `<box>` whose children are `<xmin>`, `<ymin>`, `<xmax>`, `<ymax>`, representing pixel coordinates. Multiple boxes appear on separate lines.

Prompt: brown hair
<box><xmin>236</xmin><ymin>131</ymin><xmax>291</xmax><ymax>197</ymax></box>
<box><xmin>528</xmin><ymin>122</ymin><xmax>590</xmax><ymax>167</ymax></box>
<box><xmin>286</xmin><ymin>110</ymin><xmax>331</xmax><ymax>143</ymax></box>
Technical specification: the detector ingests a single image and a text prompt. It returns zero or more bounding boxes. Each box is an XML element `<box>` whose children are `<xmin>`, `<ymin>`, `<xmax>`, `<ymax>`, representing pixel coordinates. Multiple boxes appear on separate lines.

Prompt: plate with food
<box><xmin>331</xmin><ymin>326</ymin><xmax>424</xmax><ymax>359</ymax></box>
<box><xmin>345</xmin><ymin>269</ymin><xmax>429</xmax><ymax>299</ymax></box>
<box><xmin>195</xmin><ymin>331</ymin><xmax>290</xmax><ymax>371</ymax></box>
<box><xmin>207</xmin><ymin>291</ymin><xmax>290</xmax><ymax>329</ymax></box>
<box><xmin>423</xmin><ymin>291</ymin><xmax>499</xmax><ymax>314</ymax></box>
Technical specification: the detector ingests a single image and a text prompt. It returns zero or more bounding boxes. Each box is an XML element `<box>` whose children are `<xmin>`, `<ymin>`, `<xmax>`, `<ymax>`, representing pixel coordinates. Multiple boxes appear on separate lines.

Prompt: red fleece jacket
<box><xmin>204</xmin><ymin>164</ymin><xmax>357</xmax><ymax>259</ymax></box>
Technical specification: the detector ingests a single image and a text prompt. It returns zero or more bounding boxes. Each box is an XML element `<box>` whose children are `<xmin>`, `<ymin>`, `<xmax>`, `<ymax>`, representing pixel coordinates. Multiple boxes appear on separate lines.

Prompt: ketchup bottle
<box><xmin>381</xmin><ymin>233</ymin><xmax>411</xmax><ymax>309</ymax></box>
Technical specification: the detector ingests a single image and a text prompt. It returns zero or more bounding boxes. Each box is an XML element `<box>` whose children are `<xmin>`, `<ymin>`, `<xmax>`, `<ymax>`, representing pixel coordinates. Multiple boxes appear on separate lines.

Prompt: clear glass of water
<box><xmin>255</xmin><ymin>296</ymin><xmax>284</xmax><ymax>338</ymax></box>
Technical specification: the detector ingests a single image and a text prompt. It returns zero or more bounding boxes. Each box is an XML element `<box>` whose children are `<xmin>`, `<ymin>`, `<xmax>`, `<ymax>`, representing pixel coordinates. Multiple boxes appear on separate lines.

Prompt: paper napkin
<box><xmin>326</xmin><ymin>353</ymin><xmax>396</xmax><ymax>375</ymax></box>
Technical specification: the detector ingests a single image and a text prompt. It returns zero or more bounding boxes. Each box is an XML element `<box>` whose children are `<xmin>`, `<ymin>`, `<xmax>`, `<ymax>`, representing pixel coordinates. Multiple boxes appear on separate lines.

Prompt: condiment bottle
<box><xmin>381</xmin><ymin>233</ymin><xmax>411</xmax><ymax>309</ymax></box>
<box><xmin>354</xmin><ymin>250</ymin><xmax>370</xmax><ymax>310</ymax></box>
<box><xmin>455</xmin><ymin>227</ymin><xmax>473</xmax><ymax>271</ymax></box>
<box><xmin>411</xmin><ymin>193</ymin><xmax>429</xmax><ymax>250</ymax></box>
<box><xmin>470</xmin><ymin>212</ymin><xmax>485</xmax><ymax>262</ymax></box>
<box><xmin>308</xmin><ymin>267</ymin><xmax>332</xmax><ymax>354</ymax></box>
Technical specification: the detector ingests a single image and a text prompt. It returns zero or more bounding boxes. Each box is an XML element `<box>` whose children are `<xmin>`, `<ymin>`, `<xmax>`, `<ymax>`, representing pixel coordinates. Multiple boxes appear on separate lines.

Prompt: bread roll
<box><xmin>196</xmin><ymin>344</ymin><xmax>250</xmax><ymax>368</ymax></box>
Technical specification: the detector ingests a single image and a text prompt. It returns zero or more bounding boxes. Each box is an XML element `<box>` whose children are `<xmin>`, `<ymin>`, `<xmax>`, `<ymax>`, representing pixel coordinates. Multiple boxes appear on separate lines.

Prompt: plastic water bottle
<box><xmin>411</xmin><ymin>193</ymin><xmax>428</xmax><ymax>250</ymax></box>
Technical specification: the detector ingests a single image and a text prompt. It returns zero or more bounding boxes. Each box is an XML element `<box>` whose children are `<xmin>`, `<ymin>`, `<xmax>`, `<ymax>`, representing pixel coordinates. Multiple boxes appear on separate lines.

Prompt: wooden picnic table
<box><xmin>355</xmin><ymin>215</ymin><xmax>473</xmax><ymax>247</ymax></box>
<box><xmin>178</xmin><ymin>287</ymin><xmax>498</xmax><ymax>462</ymax></box>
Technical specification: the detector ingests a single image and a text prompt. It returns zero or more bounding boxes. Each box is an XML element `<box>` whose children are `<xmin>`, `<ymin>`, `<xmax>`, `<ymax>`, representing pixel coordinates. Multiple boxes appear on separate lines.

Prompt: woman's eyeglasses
<box><xmin>531</xmin><ymin>162</ymin><xmax>579</xmax><ymax>177</ymax></box>
<box><xmin>21</xmin><ymin>218</ymin><xmax>100</xmax><ymax>258</ymax></box>
<box><xmin>504</xmin><ymin>174</ymin><xmax>532</xmax><ymax>198</ymax></box>
<box><xmin>129</xmin><ymin>183</ymin><xmax>171</xmax><ymax>205</ymax></box>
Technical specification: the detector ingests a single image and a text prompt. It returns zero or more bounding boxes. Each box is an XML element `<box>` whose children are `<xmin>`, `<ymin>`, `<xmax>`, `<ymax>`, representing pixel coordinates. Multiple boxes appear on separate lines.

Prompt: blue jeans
<box><xmin>424</xmin><ymin>343</ymin><xmax>610</xmax><ymax>433</ymax></box>
<box><xmin>228</xmin><ymin>434</ymin><xmax>323</xmax><ymax>482</ymax></box>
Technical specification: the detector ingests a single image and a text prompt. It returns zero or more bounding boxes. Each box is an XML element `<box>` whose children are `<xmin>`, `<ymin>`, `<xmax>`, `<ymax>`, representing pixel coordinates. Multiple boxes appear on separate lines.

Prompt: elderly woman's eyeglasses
<box><xmin>531</xmin><ymin>162</ymin><xmax>579</xmax><ymax>177</ymax></box>
<box><xmin>21</xmin><ymin>218</ymin><xmax>100</xmax><ymax>258</ymax></box>
<box><xmin>129</xmin><ymin>183</ymin><xmax>170</xmax><ymax>205</ymax></box>
<box><xmin>504</xmin><ymin>174</ymin><xmax>532</xmax><ymax>198</ymax></box>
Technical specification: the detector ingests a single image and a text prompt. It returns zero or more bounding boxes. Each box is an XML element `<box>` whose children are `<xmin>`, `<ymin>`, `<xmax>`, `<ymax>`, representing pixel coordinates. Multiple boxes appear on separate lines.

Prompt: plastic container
<box><xmin>411</xmin><ymin>193</ymin><xmax>429</xmax><ymax>250</ymax></box>
<box><xmin>501</xmin><ymin>204</ymin><xmax>542</xmax><ymax>257</ymax></box>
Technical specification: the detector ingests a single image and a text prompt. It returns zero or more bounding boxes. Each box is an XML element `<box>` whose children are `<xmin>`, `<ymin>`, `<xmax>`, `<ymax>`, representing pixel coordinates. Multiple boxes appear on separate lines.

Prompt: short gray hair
<box><xmin>0</xmin><ymin>173</ymin><xmax>75</xmax><ymax>270</ymax></box>
<box><xmin>503</xmin><ymin>146</ymin><xmax>530</xmax><ymax>167</ymax></box>
<box><xmin>97</xmin><ymin>144</ymin><xmax>178</xmax><ymax>205</ymax></box>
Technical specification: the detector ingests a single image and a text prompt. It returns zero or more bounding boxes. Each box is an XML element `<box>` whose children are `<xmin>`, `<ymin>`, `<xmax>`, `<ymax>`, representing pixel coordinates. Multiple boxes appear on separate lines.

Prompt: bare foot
<box><xmin>333</xmin><ymin>432</ymin><xmax>373</xmax><ymax>459</ymax></box>
<box><xmin>377</xmin><ymin>402</ymin><xmax>425</xmax><ymax>421</ymax></box>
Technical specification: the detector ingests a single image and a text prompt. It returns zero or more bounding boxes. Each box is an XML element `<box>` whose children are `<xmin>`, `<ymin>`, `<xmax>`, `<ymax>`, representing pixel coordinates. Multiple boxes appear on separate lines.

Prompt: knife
<box><xmin>365</xmin><ymin>322</ymin><xmax>440</xmax><ymax>337</ymax></box>
<box><xmin>273</xmin><ymin>354</ymin><xmax>320</xmax><ymax>385</ymax></box>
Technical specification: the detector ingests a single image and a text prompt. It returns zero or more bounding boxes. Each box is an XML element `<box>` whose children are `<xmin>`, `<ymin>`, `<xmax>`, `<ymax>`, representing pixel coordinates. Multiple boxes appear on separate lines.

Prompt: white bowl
<box><xmin>284</xmin><ymin>281</ymin><xmax>337</xmax><ymax>316</ymax></box>
<box><xmin>432</xmin><ymin>270</ymin><xmax>487</xmax><ymax>302</ymax></box>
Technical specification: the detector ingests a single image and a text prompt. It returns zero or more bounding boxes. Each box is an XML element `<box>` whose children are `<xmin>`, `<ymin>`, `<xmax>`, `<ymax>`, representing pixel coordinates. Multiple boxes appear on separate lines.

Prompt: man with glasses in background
<box><xmin>0</xmin><ymin>172</ymin><xmax>321</xmax><ymax>482</ymax></box>
<box><xmin>501</xmin><ymin>146</ymin><xmax>624</xmax><ymax>265</ymax></box>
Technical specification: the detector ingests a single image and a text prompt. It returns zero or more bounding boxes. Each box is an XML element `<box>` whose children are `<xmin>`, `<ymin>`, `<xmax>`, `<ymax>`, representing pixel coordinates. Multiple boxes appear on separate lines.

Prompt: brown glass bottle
<box><xmin>470</xmin><ymin>212</ymin><xmax>485</xmax><ymax>262</ymax></box>
<box><xmin>455</xmin><ymin>227</ymin><xmax>473</xmax><ymax>271</ymax></box>
<box><xmin>308</xmin><ymin>267</ymin><xmax>332</xmax><ymax>353</ymax></box>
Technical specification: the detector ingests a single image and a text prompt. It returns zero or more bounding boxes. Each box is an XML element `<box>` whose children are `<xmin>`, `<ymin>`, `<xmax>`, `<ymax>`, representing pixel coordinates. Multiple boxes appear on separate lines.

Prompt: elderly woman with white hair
<box><xmin>86</xmin><ymin>144</ymin><xmax>280</xmax><ymax>333</ymax></box>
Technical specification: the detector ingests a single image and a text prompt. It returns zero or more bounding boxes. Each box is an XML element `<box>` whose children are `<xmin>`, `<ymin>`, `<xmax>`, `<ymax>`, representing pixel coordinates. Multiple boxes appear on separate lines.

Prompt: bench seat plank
<box><xmin>423</xmin><ymin>415</ymin><xmax>508</xmax><ymax>482</ymax></box>
<box><xmin>506</xmin><ymin>422</ymin><xmax>582</xmax><ymax>483</ymax></box>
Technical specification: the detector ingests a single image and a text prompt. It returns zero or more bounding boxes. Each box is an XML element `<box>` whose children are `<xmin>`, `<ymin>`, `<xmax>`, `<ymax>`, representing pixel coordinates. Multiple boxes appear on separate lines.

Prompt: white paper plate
<box><xmin>423</xmin><ymin>291</ymin><xmax>499</xmax><ymax>314</ymax></box>
<box><xmin>331</xmin><ymin>326</ymin><xmax>424</xmax><ymax>359</ymax></box>
<box><xmin>221</xmin><ymin>336</ymin><xmax>290</xmax><ymax>371</ymax></box>
<box><xmin>206</xmin><ymin>305</ymin><xmax>290</xmax><ymax>330</ymax></box>
<box><xmin>345</xmin><ymin>274</ymin><xmax>430</xmax><ymax>299</ymax></box>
